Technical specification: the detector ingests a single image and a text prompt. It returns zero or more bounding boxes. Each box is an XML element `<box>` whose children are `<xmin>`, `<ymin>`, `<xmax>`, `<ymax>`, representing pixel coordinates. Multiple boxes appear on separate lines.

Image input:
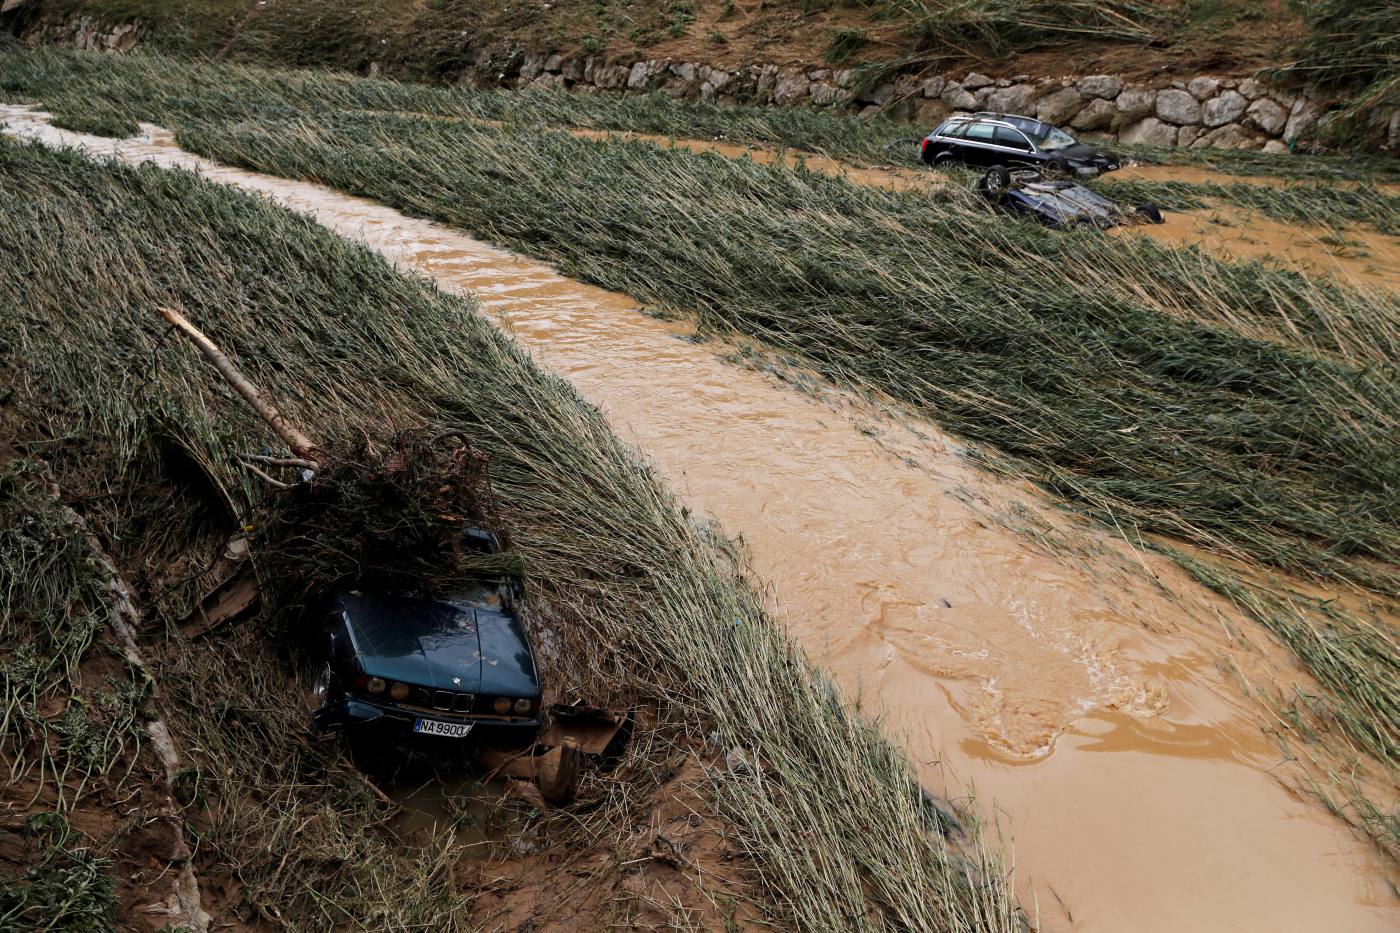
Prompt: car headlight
<box><xmin>365</xmin><ymin>676</ymin><xmax>386</xmax><ymax>694</ymax></box>
<box><xmin>514</xmin><ymin>698</ymin><xmax>532</xmax><ymax>715</ymax></box>
<box><xmin>492</xmin><ymin>696</ymin><xmax>512</xmax><ymax>715</ymax></box>
<box><xmin>389</xmin><ymin>681</ymin><xmax>410</xmax><ymax>701</ymax></box>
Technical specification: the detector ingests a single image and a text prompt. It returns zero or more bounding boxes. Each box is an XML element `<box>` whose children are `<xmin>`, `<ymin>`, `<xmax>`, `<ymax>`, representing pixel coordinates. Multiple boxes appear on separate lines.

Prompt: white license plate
<box><xmin>413</xmin><ymin>718</ymin><xmax>474</xmax><ymax>738</ymax></box>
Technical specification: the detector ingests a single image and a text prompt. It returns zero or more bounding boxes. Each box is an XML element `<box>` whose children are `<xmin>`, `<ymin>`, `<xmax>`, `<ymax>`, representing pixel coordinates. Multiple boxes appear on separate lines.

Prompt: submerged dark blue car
<box><xmin>309</xmin><ymin>580</ymin><xmax>542</xmax><ymax>747</ymax></box>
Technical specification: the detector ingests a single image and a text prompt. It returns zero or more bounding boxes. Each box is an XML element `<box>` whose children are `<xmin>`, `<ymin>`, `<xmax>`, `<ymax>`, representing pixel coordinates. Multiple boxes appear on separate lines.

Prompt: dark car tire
<box><xmin>930</xmin><ymin>150</ymin><xmax>956</xmax><ymax>169</ymax></box>
<box><xmin>1135</xmin><ymin>203</ymin><xmax>1165</xmax><ymax>224</ymax></box>
<box><xmin>977</xmin><ymin>165</ymin><xmax>1012</xmax><ymax>201</ymax></box>
<box><xmin>1044</xmin><ymin>157</ymin><xmax>1070</xmax><ymax>178</ymax></box>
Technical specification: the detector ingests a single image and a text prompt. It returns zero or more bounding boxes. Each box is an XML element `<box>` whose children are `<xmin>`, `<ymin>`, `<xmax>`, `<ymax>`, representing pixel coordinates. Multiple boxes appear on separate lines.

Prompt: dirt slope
<box><xmin>9</xmin><ymin>0</ymin><xmax>1305</xmax><ymax>82</ymax></box>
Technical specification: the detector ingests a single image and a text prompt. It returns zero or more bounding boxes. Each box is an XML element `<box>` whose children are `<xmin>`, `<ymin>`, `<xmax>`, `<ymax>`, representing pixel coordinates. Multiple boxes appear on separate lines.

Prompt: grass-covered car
<box><xmin>308</xmin><ymin>534</ymin><xmax>542</xmax><ymax>747</ymax></box>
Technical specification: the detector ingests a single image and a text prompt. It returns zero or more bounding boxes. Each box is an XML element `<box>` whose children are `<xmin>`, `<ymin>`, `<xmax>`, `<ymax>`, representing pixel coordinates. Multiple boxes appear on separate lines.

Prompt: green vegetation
<box><xmin>1278</xmin><ymin>0</ymin><xmax>1399</xmax><ymax>145</ymax></box>
<box><xmin>19</xmin><ymin>52</ymin><xmax>1388</xmax><ymax>582</ymax></box>
<box><xmin>887</xmin><ymin>0</ymin><xmax>1165</xmax><ymax>53</ymax></box>
<box><xmin>0</xmin><ymin>131</ymin><xmax>1020</xmax><ymax>930</ymax></box>
<box><xmin>826</xmin><ymin>27</ymin><xmax>870</xmax><ymax>65</ymax></box>
<box><xmin>1178</xmin><ymin>553</ymin><xmax>1397</xmax><ymax>767</ymax></box>
<box><xmin>1109</xmin><ymin>139</ymin><xmax>1400</xmax><ymax>183</ymax></box>
<box><xmin>1096</xmin><ymin>176</ymin><xmax>1400</xmax><ymax>235</ymax></box>
<box><xmin>0</xmin><ymin>466</ymin><xmax>134</xmax><ymax>928</ymax></box>
<box><xmin>7</xmin><ymin>0</ymin><xmax>1391</xmax><ymax>152</ymax></box>
<box><xmin>6</xmin><ymin>46</ymin><xmax>1394</xmax><ymax>187</ymax></box>
<box><xmin>0</xmin><ymin>463</ymin><xmax>148</xmax><ymax>804</ymax></box>
<box><xmin>5</xmin><ymin>52</ymin><xmax>1393</xmax><ymax>811</ymax></box>
<box><xmin>192</xmin><ymin>114</ymin><xmax>1398</xmax><ymax>589</ymax></box>
<box><xmin>0</xmin><ymin>814</ymin><xmax>118</xmax><ymax>930</ymax></box>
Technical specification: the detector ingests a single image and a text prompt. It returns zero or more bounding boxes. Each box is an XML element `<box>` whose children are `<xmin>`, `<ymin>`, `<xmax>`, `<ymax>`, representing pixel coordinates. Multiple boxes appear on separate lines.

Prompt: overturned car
<box><xmin>974</xmin><ymin>166</ymin><xmax>1164</xmax><ymax>229</ymax></box>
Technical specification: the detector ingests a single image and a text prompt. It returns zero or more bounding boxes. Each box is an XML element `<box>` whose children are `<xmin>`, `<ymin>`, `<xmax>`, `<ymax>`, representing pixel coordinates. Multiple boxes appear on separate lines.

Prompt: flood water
<box><xmin>5</xmin><ymin>108</ymin><xmax>1396</xmax><ymax>932</ymax></box>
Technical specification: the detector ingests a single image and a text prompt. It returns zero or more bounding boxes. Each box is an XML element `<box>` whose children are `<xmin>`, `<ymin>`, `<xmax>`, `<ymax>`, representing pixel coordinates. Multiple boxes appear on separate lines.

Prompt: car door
<box><xmin>958</xmin><ymin>121</ymin><xmax>999</xmax><ymax>166</ymax></box>
<box><xmin>927</xmin><ymin>121</ymin><xmax>967</xmax><ymax>162</ymax></box>
<box><xmin>992</xmin><ymin>126</ymin><xmax>1036</xmax><ymax>167</ymax></box>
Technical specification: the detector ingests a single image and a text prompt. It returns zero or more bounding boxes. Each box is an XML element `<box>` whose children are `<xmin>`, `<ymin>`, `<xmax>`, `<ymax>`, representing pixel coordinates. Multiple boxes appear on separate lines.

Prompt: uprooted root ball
<box><xmin>249</xmin><ymin>430</ymin><xmax>516</xmax><ymax>623</ymax></box>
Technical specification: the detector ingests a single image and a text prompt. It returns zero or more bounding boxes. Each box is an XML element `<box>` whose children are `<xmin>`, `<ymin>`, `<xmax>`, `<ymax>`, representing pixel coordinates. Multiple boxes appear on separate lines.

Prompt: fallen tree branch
<box><xmin>239</xmin><ymin>459</ymin><xmax>291</xmax><ymax>489</ymax></box>
<box><xmin>157</xmin><ymin>305</ymin><xmax>321</xmax><ymax>469</ymax></box>
<box><xmin>241</xmin><ymin>454</ymin><xmax>319</xmax><ymax>470</ymax></box>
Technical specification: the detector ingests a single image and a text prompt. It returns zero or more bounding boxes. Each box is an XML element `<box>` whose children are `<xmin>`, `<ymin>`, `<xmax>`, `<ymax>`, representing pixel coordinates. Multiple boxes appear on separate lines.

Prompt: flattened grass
<box><xmin>167</xmin><ymin>108</ymin><xmax>1400</xmax><ymax>596</ymax></box>
<box><xmin>0</xmin><ymin>135</ymin><xmax>1021</xmax><ymax>932</ymax></box>
<box><xmin>2</xmin><ymin>49</ymin><xmax>1395</xmax><ymax>797</ymax></box>
<box><xmin>1096</xmin><ymin>176</ymin><xmax>1400</xmax><ymax>235</ymax></box>
<box><xmin>6</xmin><ymin>48</ymin><xmax>1398</xmax><ymax>182</ymax></box>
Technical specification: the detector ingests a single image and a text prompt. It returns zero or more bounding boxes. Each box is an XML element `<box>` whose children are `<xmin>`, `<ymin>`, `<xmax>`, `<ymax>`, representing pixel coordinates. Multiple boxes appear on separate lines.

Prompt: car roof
<box><xmin>929</xmin><ymin>112</ymin><xmax>1056</xmax><ymax>142</ymax></box>
<box><xmin>938</xmin><ymin>115</ymin><xmax>1020</xmax><ymax>133</ymax></box>
<box><xmin>973</xmin><ymin>112</ymin><xmax>1053</xmax><ymax>134</ymax></box>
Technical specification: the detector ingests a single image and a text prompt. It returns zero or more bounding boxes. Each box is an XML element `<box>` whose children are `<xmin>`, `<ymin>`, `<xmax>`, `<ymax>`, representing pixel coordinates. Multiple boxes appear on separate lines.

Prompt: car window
<box><xmin>964</xmin><ymin>123</ymin><xmax>996</xmax><ymax>142</ymax></box>
<box><xmin>993</xmin><ymin>126</ymin><xmax>1031</xmax><ymax>150</ymax></box>
<box><xmin>939</xmin><ymin>122</ymin><xmax>969</xmax><ymax>139</ymax></box>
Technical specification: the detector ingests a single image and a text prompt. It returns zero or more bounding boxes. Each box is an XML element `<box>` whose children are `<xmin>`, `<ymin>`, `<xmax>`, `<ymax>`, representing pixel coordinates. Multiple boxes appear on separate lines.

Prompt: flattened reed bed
<box><xmin>4</xmin><ymin>49</ymin><xmax>1396</xmax><ymax>791</ymax></box>
<box><xmin>160</xmin><ymin>109</ymin><xmax>1400</xmax><ymax>597</ymax></box>
<box><xmin>1095</xmin><ymin>176</ymin><xmax>1400</xmax><ymax>235</ymax></box>
<box><xmin>5</xmin><ymin>48</ymin><xmax>1399</xmax><ymax>184</ymax></box>
<box><xmin>0</xmin><ymin>136</ymin><xmax>1020</xmax><ymax>932</ymax></box>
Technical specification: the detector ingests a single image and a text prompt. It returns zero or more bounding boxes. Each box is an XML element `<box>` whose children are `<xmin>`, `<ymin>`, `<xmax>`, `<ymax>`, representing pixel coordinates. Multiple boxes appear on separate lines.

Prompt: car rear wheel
<box><xmin>1135</xmin><ymin>203</ymin><xmax>1165</xmax><ymax>224</ymax></box>
<box><xmin>1044</xmin><ymin>157</ymin><xmax>1070</xmax><ymax>178</ymax></box>
<box><xmin>977</xmin><ymin>165</ymin><xmax>1012</xmax><ymax>201</ymax></box>
<box><xmin>931</xmin><ymin>150</ymin><xmax>956</xmax><ymax>169</ymax></box>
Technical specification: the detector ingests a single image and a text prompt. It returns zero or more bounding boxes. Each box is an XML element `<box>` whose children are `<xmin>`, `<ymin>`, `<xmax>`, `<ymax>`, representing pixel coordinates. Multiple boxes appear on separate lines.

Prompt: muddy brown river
<box><xmin>5</xmin><ymin>109</ymin><xmax>1396</xmax><ymax>932</ymax></box>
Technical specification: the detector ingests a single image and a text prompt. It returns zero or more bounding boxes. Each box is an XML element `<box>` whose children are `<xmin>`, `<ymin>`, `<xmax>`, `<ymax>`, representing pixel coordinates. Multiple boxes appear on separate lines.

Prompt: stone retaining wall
<box><xmin>483</xmin><ymin>48</ymin><xmax>1370</xmax><ymax>153</ymax></box>
<box><xmin>15</xmin><ymin>14</ymin><xmax>1398</xmax><ymax>153</ymax></box>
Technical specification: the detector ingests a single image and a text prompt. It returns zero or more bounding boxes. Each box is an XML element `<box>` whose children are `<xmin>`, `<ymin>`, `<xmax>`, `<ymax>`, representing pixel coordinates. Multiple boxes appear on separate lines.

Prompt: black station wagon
<box><xmin>921</xmin><ymin>113</ymin><xmax>1121</xmax><ymax>177</ymax></box>
<box><xmin>308</xmin><ymin>533</ymin><xmax>542</xmax><ymax>748</ymax></box>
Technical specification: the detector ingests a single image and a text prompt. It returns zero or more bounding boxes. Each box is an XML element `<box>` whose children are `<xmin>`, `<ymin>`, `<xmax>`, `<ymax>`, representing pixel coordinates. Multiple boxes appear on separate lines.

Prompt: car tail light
<box><xmin>921</xmin><ymin>137</ymin><xmax>930</xmax><ymax>153</ymax></box>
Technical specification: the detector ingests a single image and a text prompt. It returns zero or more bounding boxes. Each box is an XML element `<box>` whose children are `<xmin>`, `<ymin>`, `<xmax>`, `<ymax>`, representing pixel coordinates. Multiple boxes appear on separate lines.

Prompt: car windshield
<box><xmin>1029</xmin><ymin>126</ymin><xmax>1078</xmax><ymax>150</ymax></box>
<box><xmin>447</xmin><ymin>579</ymin><xmax>508</xmax><ymax>611</ymax></box>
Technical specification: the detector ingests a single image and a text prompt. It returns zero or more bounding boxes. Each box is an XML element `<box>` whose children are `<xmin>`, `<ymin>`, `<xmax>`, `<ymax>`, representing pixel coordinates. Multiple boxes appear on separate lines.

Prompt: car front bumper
<box><xmin>311</xmin><ymin>697</ymin><xmax>540</xmax><ymax>745</ymax></box>
<box><xmin>1074</xmin><ymin>160</ymin><xmax>1121</xmax><ymax>177</ymax></box>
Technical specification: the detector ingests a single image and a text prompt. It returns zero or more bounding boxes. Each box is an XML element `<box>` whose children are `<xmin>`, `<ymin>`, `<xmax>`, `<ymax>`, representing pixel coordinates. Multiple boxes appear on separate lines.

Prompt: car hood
<box><xmin>336</xmin><ymin>592</ymin><xmax>537</xmax><ymax>696</ymax></box>
<box><xmin>1056</xmin><ymin>143</ymin><xmax>1116</xmax><ymax>163</ymax></box>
